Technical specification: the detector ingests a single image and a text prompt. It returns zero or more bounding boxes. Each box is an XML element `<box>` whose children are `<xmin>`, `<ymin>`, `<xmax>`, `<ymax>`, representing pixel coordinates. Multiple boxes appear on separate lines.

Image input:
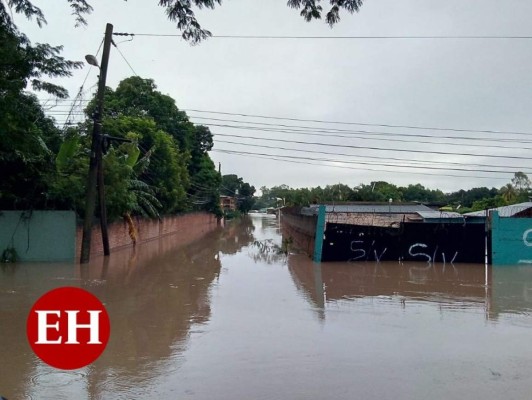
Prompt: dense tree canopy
<box><xmin>0</xmin><ymin>2</ymin><xmax>83</xmax><ymax>209</ymax></box>
<box><xmin>254</xmin><ymin>173</ymin><xmax>531</xmax><ymax>213</ymax></box>
<box><xmin>84</xmin><ymin>76</ymin><xmax>221</xmax><ymax>219</ymax></box>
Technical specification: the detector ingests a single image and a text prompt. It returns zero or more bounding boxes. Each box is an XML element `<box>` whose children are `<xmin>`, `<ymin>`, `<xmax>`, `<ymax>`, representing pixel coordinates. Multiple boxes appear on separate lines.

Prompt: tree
<box><xmin>400</xmin><ymin>184</ymin><xmax>445</xmax><ymax>204</ymax></box>
<box><xmin>90</xmin><ymin>77</ymin><xmax>220</xmax><ymax>214</ymax></box>
<box><xmin>221</xmin><ymin>174</ymin><xmax>255</xmax><ymax>214</ymax></box>
<box><xmin>351</xmin><ymin>181</ymin><xmax>403</xmax><ymax>202</ymax></box>
<box><xmin>511</xmin><ymin>172</ymin><xmax>531</xmax><ymax>194</ymax></box>
<box><xmin>2</xmin><ymin>0</ymin><xmax>365</xmax><ymax>44</ymax></box>
<box><xmin>0</xmin><ymin>6</ymin><xmax>82</xmax><ymax>98</ymax></box>
<box><xmin>0</xmin><ymin>5</ymin><xmax>82</xmax><ymax>209</ymax></box>
<box><xmin>0</xmin><ymin>93</ymin><xmax>62</xmax><ymax>209</ymax></box>
<box><xmin>102</xmin><ymin>115</ymin><xmax>190</xmax><ymax>214</ymax></box>
<box><xmin>500</xmin><ymin>183</ymin><xmax>517</xmax><ymax>204</ymax></box>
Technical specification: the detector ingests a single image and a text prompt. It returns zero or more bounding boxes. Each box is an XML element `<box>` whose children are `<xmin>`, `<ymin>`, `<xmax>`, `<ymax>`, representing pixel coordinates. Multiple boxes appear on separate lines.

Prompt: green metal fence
<box><xmin>491</xmin><ymin>211</ymin><xmax>532</xmax><ymax>265</ymax></box>
<box><xmin>0</xmin><ymin>211</ymin><xmax>76</xmax><ymax>262</ymax></box>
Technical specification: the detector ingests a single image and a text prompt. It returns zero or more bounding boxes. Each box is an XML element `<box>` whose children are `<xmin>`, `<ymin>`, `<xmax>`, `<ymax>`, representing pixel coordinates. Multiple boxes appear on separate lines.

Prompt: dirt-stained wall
<box><xmin>76</xmin><ymin>213</ymin><xmax>218</xmax><ymax>259</ymax></box>
<box><xmin>281</xmin><ymin>207</ymin><xmax>317</xmax><ymax>258</ymax></box>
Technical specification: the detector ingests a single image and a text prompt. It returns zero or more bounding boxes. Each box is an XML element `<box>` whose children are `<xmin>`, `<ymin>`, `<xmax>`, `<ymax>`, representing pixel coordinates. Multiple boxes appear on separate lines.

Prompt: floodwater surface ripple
<box><xmin>1</xmin><ymin>214</ymin><xmax>532</xmax><ymax>399</ymax></box>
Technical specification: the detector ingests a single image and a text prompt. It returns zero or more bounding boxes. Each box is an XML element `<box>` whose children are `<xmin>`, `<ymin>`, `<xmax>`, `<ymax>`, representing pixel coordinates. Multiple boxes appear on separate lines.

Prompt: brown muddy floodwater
<box><xmin>1</xmin><ymin>214</ymin><xmax>532</xmax><ymax>399</ymax></box>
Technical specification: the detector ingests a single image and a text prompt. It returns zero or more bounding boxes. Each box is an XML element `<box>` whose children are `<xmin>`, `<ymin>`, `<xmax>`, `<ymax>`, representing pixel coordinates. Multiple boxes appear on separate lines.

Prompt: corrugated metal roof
<box><xmin>305</xmin><ymin>203</ymin><xmax>433</xmax><ymax>214</ymax></box>
<box><xmin>464</xmin><ymin>202</ymin><xmax>532</xmax><ymax>217</ymax></box>
<box><xmin>416</xmin><ymin>211</ymin><xmax>464</xmax><ymax>220</ymax></box>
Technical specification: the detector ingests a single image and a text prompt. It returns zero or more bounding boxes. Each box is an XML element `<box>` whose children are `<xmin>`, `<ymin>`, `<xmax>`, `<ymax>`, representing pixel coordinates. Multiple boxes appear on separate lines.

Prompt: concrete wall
<box><xmin>0</xmin><ymin>211</ymin><xmax>76</xmax><ymax>262</ymax></box>
<box><xmin>75</xmin><ymin>212</ymin><xmax>218</xmax><ymax>259</ymax></box>
<box><xmin>281</xmin><ymin>207</ymin><xmax>317</xmax><ymax>258</ymax></box>
<box><xmin>491</xmin><ymin>211</ymin><xmax>532</xmax><ymax>265</ymax></box>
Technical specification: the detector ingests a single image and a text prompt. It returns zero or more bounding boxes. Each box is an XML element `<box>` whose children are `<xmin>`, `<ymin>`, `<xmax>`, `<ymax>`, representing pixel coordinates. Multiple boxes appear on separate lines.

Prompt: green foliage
<box><xmin>149</xmin><ymin>129</ymin><xmax>189</xmax><ymax>213</ymax></box>
<box><xmin>0</xmin><ymin>5</ymin><xmax>82</xmax><ymax>210</ymax></box>
<box><xmin>46</xmin><ymin>149</ymin><xmax>87</xmax><ymax>213</ymax></box>
<box><xmin>93</xmin><ymin>78</ymin><xmax>220</xmax><ymax>215</ymax></box>
<box><xmin>90</xmin><ymin>77</ymin><xmax>193</xmax><ymax>150</ymax></box>
<box><xmin>257</xmin><ymin>173</ymin><xmax>531</xmax><ymax>213</ymax></box>
<box><xmin>101</xmin><ymin>115</ymin><xmax>189</xmax><ymax>214</ymax></box>
<box><xmin>0</xmin><ymin>8</ymin><xmax>82</xmax><ymax>98</ymax></box>
<box><xmin>101</xmin><ymin>148</ymin><xmax>136</xmax><ymax>220</ymax></box>
<box><xmin>128</xmin><ymin>179</ymin><xmax>162</xmax><ymax>218</ymax></box>
<box><xmin>0</xmin><ymin>93</ymin><xmax>62</xmax><ymax>209</ymax></box>
<box><xmin>189</xmin><ymin>155</ymin><xmax>222</xmax><ymax>215</ymax></box>
<box><xmin>55</xmin><ymin>134</ymin><xmax>80</xmax><ymax>171</ymax></box>
<box><xmin>4</xmin><ymin>0</ymin><xmax>364</xmax><ymax>46</ymax></box>
<box><xmin>221</xmin><ymin>174</ymin><xmax>256</xmax><ymax>214</ymax></box>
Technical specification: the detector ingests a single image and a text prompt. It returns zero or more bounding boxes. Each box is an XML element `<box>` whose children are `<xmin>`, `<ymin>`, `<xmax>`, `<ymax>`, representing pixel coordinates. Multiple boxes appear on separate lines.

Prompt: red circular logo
<box><xmin>26</xmin><ymin>287</ymin><xmax>110</xmax><ymax>370</ymax></box>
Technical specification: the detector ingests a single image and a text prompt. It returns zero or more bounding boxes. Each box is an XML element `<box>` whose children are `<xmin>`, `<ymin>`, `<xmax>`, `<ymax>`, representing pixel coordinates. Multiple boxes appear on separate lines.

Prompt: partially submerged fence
<box><xmin>281</xmin><ymin>207</ymin><xmax>318</xmax><ymax>258</ymax></box>
<box><xmin>0</xmin><ymin>211</ymin><xmax>76</xmax><ymax>262</ymax></box>
<box><xmin>491</xmin><ymin>211</ymin><xmax>532</xmax><ymax>265</ymax></box>
<box><xmin>0</xmin><ymin>211</ymin><xmax>218</xmax><ymax>262</ymax></box>
<box><xmin>282</xmin><ymin>205</ymin><xmax>489</xmax><ymax>264</ymax></box>
<box><xmin>322</xmin><ymin>222</ymin><xmax>487</xmax><ymax>263</ymax></box>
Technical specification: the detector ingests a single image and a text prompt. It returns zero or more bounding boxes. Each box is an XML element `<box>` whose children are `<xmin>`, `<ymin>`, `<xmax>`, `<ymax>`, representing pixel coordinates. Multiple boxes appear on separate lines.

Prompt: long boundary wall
<box><xmin>281</xmin><ymin>207</ymin><xmax>317</xmax><ymax>258</ymax></box>
<box><xmin>0</xmin><ymin>211</ymin><xmax>218</xmax><ymax>262</ymax></box>
<box><xmin>76</xmin><ymin>212</ymin><xmax>218</xmax><ymax>259</ymax></box>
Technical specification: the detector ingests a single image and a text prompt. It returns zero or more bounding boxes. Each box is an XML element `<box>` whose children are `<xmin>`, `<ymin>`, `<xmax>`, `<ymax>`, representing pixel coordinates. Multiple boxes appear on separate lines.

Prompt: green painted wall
<box><xmin>491</xmin><ymin>211</ymin><xmax>532</xmax><ymax>265</ymax></box>
<box><xmin>0</xmin><ymin>211</ymin><xmax>76</xmax><ymax>262</ymax></box>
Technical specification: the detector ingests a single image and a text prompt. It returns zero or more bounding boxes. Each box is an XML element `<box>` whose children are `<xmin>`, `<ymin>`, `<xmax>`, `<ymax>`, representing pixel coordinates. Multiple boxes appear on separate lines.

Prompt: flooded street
<box><xmin>2</xmin><ymin>214</ymin><xmax>532</xmax><ymax>399</ymax></box>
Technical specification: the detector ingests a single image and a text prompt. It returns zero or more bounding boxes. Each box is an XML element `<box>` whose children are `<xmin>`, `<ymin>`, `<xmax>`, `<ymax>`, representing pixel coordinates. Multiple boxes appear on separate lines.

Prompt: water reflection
<box><xmin>288</xmin><ymin>256</ymin><xmax>532</xmax><ymax>323</ymax></box>
<box><xmin>289</xmin><ymin>257</ymin><xmax>491</xmax><ymax>317</ymax></box>
<box><xmin>2</xmin><ymin>215</ymin><xmax>532</xmax><ymax>400</ymax></box>
<box><xmin>491</xmin><ymin>266</ymin><xmax>532</xmax><ymax>318</ymax></box>
<box><xmin>217</xmin><ymin>217</ymin><xmax>255</xmax><ymax>255</ymax></box>
<box><xmin>0</xmin><ymin>222</ymin><xmax>234</xmax><ymax>399</ymax></box>
<box><xmin>83</xmin><ymin>231</ymin><xmax>223</xmax><ymax>398</ymax></box>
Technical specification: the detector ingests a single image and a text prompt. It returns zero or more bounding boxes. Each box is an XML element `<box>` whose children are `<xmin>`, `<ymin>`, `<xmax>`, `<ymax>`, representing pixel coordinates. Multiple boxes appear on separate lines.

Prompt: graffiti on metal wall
<box><xmin>323</xmin><ymin>222</ymin><xmax>486</xmax><ymax>264</ymax></box>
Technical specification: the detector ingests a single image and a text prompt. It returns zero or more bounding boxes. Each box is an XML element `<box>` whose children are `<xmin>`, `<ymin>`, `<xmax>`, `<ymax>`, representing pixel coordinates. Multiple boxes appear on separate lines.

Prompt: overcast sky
<box><xmin>17</xmin><ymin>0</ymin><xmax>532</xmax><ymax>193</ymax></box>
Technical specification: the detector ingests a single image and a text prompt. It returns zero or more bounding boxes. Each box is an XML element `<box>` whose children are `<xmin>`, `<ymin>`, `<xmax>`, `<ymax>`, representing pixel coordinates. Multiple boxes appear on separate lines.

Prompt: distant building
<box><xmin>220</xmin><ymin>195</ymin><xmax>236</xmax><ymax>212</ymax></box>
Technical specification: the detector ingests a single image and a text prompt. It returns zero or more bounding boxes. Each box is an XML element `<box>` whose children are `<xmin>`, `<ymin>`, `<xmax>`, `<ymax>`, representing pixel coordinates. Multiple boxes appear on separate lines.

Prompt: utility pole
<box><xmin>80</xmin><ymin>23</ymin><xmax>113</xmax><ymax>264</ymax></box>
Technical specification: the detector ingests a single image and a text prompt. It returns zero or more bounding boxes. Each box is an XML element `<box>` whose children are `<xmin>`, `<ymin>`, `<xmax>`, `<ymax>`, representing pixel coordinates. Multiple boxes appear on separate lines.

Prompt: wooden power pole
<box><xmin>80</xmin><ymin>23</ymin><xmax>113</xmax><ymax>264</ymax></box>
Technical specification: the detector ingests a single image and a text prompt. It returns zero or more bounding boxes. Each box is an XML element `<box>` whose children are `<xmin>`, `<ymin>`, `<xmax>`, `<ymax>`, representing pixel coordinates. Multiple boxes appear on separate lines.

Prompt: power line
<box><xmin>213</xmin><ymin>140</ymin><xmax>530</xmax><ymax>174</ymax></box>
<box><xmin>39</xmin><ymin>101</ymin><xmax>532</xmax><ymax>138</ymax></box>
<box><xmin>114</xmin><ymin>32</ymin><xmax>532</xmax><ymax>40</ymax></box>
<box><xmin>193</xmin><ymin>122</ymin><xmax>532</xmax><ymax>150</ymax></box>
<box><xmin>212</xmin><ymin>133</ymin><xmax>531</xmax><ymax>160</ymax></box>
<box><xmin>188</xmin><ymin>115</ymin><xmax>532</xmax><ymax>144</ymax></box>
<box><xmin>212</xmin><ymin>149</ymin><xmax>511</xmax><ymax>180</ymax></box>
<box><xmin>184</xmin><ymin>109</ymin><xmax>532</xmax><ymax>137</ymax></box>
<box><xmin>188</xmin><ymin>116</ymin><xmax>532</xmax><ymax>144</ymax></box>
<box><xmin>50</xmin><ymin>111</ymin><xmax>532</xmax><ymax>147</ymax></box>
<box><xmin>213</xmin><ymin>139</ymin><xmax>527</xmax><ymax>170</ymax></box>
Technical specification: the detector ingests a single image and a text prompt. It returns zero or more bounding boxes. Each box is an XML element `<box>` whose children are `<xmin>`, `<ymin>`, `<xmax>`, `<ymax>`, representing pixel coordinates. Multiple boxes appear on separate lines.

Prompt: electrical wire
<box><xmin>212</xmin><ymin>143</ymin><xmax>528</xmax><ymax>175</ymax></box>
<box><xmin>186</xmin><ymin>115</ymin><xmax>532</xmax><ymax>144</ymax></box>
<box><xmin>40</xmin><ymin>100</ymin><xmax>532</xmax><ymax>138</ymax></box>
<box><xmin>212</xmin><ymin>149</ymin><xmax>511</xmax><ymax>180</ymax></box>
<box><xmin>212</xmin><ymin>133</ymin><xmax>530</xmax><ymax>160</ymax></box>
<box><xmin>184</xmin><ymin>109</ymin><xmax>532</xmax><ymax>137</ymax></box>
<box><xmin>213</xmin><ymin>139</ymin><xmax>528</xmax><ymax>170</ymax></box>
<box><xmin>114</xmin><ymin>32</ymin><xmax>532</xmax><ymax>40</ymax></box>
<box><xmin>192</xmin><ymin>121</ymin><xmax>532</xmax><ymax>150</ymax></box>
